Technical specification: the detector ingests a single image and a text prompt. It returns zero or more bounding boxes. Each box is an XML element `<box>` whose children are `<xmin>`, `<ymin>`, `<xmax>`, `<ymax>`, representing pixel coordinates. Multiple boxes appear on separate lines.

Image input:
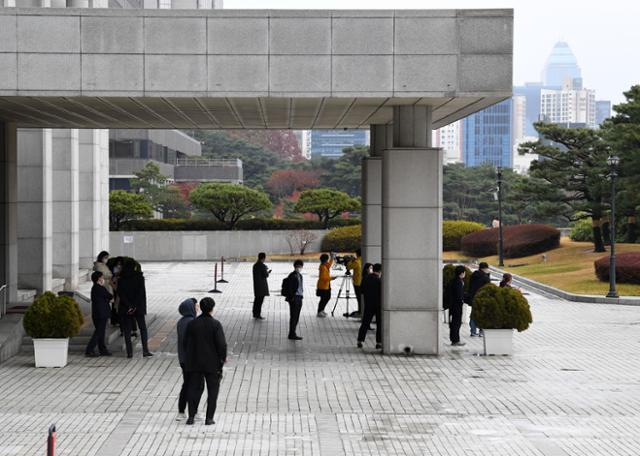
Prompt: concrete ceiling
<box><xmin>0</xmin><ymin>96</ymin><xmax>505</xmax><ymax>130</ymax></box>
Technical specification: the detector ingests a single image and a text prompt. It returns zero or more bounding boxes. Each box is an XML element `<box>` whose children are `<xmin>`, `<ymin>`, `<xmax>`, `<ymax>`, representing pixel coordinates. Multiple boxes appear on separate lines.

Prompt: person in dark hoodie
<box><xmin>85</xmin><ymin>271</ymin><xmax>113</xmax><ymax>357</ymax></box>
<box><xmin>467</xmin><ymin>262</ymin><xmax>491</xmax><ymax>337</ymax></box>
<box><xmin>176</xmin><ymin>298</ymin><xmax>203</xmax><ymax>422</ymax></box>
<box><xmin>117</xmin><ymin>258</ymin><xmax>152</xmax><ymax>358</ymax></box>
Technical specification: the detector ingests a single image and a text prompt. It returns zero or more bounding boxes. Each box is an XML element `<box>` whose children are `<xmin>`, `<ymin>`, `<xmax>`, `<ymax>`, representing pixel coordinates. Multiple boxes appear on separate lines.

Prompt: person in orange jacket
<box><xmin>316</xmin><ymin>253</ymin><xmax>337</xmax><ymax>318</ymax></box>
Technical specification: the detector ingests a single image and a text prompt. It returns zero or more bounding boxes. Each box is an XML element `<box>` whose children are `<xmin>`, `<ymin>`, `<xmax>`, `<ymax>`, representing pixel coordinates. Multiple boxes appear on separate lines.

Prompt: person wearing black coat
<box><xmin>284</xmin><ymin>260</ymin><xmax>305</xmax><ymax>340</ymax></box>
<box><xmin>117</xmin><ymin>258</ymin><xmax>152</xmax><ymax>358</ymax></box>
<box><xmin>357</xmin><ymin>263</ymin><xmax>382</xmax><ymax>349</ymax></box>
<box><xmin>448</xmin><ymin>265</ymin><xmax>467</xmax><ymax>346</ymax></box>
<box><xmin>184</xmin><ymin>297</ymin><xmax>227</xmax><ymax>426</ymax></box>
<box><xmin>252</xmin><ymin>252</ymin><xmax>270</xmax><ymax>320</ymax></box>
<box><xmin>467</xmin><ymin>262</ymin><xmax>491</xmax><ymax>337</ymax></box>
<box><xmin>85</xmin><ymin>271</ymin><xmax>114</xmax><ymax>357</ymax></box>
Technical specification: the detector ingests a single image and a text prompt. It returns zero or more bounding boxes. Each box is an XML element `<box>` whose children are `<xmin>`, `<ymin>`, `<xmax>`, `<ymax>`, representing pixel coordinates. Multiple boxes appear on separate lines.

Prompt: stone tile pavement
<box><xmin>1</xmin><ymin>261</ymin><xmax>640</xmax><ymax>455</ymax></box>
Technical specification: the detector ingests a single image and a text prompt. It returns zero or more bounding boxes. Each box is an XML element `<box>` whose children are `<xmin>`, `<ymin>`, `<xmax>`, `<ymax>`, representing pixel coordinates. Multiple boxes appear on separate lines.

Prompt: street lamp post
<box><xmin>497</xmin><ymin>166</ymin><xmax>504</xmax><ymax>267</ymax></box>
<box><xmin>606</xmin><ymin>155</ymin><xmax>619</xmax><ymax>298</ymax></box>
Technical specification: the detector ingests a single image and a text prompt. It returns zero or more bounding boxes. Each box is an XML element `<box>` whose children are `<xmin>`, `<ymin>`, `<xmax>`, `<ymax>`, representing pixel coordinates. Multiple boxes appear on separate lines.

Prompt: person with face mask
<box><xmin>357</xmin><ymin>263</ymin><xmax>383</xmax><ymax>350</ymax></box>
<box><xmin>176</xmin><ymin>297</ymin><xmax>203</xmax><ymax>422</ymax></box>
<box><xmin>85</xmin><ymin>271</ymin><xmax>113</xmax><ymax>357</ymax></box>
<box><xmin>284</xmin><ymin>260</ymin><xmax>305</xmax><ymax>340</ymax></box>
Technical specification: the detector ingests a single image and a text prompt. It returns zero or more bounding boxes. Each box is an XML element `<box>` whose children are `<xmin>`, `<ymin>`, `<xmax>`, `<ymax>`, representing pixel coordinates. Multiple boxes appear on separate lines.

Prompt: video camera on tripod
<box><xmin>334</xmin><ymin>254</ymin><xmax>355</xmax><ymax>267</ymax></box>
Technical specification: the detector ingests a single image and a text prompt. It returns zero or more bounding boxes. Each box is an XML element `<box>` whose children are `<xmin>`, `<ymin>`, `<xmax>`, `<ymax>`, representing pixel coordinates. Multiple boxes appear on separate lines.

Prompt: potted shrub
<box><xmin>23</xmin><ymin>292</ymin><xmax>84</xmax><ymax>368</ymax></box>
<box><xmin>470</xmin><ymin>284</ymin><xmax>532</xmax><ymax>355</ymax></box>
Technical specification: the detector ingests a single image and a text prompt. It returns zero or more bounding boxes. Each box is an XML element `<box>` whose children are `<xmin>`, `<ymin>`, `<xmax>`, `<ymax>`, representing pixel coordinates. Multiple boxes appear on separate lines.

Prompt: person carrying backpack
<box><xmin>283</xmin><ymin>260</ymin><xmax>305</xmax><ymax>340</ymax></box>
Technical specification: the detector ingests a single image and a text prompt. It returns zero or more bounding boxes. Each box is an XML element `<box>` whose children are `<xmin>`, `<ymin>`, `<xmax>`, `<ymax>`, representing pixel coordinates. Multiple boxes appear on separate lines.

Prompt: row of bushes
<box><xmin>443</xmin><ymin>221</ymin><xmax>485</xmax><ymax>251</ymax></box>
<box><xmin>115</xmin><ymin>218</ymin><xmax>361</xmax><ymax>232</ymax></box>
<box><xmin>461</xmin><ymin>224</ymin><xmax>561</xmax><ymax>259</ymax></box>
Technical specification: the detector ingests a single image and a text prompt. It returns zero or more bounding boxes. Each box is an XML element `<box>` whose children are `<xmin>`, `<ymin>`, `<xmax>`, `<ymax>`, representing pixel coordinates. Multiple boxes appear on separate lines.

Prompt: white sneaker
<box><xmin>317</xmin><ymin>312</ymin><xmax>327</xmax><ymax>318</ymax></box>
<box><xmin>175</xmin><ymin>412</ymin><xmax>186</xmax><ymax>422</ymax></box>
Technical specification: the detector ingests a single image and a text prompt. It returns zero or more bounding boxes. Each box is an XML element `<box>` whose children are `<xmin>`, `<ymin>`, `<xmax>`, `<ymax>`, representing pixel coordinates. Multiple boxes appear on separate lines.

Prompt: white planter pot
<box><xmin>33</xmin><ymin>338</ymin><xmax>69</xmax><ymax>368</ymax></box>
<box><xmin>482</xmin><ymin>329</ymin><xmax>513</xmax><ymax>356</ymax></box>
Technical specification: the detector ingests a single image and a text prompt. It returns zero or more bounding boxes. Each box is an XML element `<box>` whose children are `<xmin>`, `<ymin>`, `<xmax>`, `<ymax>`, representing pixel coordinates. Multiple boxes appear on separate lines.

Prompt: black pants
<box><xmin>357</xmin><ymin>304</ymin><xmax>381</xmax><ymax>344</ymax></box>
<box><xmin>317</xmin><ymin>289</ymin><xmax>331</xmax><ymax>313</ymax></box>
<box><xmin>86</xmin><ymin>317</ymin><xmax>108</xmax><ymax>354</ymax></box>
<box><xmin>289</xmin><ymin>296</ymin><xmax>303</xmax><ymax>337</ymax></box>
<box><xmin>120</xmin><ymin>313</ymin><xmax>149</xmax><ymax>356</ymax></box>
<box><xmin>252</xmin><ymin>295</ymin><xmax>265</xmax><ymax>318</ymax></box>
<box><xmin>179</xmin><ymin>363</ymin><xmax>203</xmax><ymax>414</ymax></box>
<box><xmin>354</xmin><ymin>285</ymin><xmax>362</xmax><ymax>313</ymax></box>
<box><xmin>449</xmin><ymin>306</ymin><xmax>462</xmax><ymax>343</ymax></box>
<box><xmin>188</xmin><ymin>371</ymin><xmax>222</xmax><ymax>421</ymax></box>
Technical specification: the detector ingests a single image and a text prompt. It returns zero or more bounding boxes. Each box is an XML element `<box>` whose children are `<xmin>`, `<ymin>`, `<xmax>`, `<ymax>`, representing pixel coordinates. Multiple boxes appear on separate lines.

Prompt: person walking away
<box><xmin>176</xmin><ymin>298</ymin><xmax>204</xmax><ymax>421</ymax></box>
<box><xmin>499</xmin><ymin>273</ymin><xmax>513</xmax><ymax>288</ymax></box>
<box><xmin>284</xmin><ymin>260</ymin><xmax>305</xmax><ymax>340</ymax></box>
<box><xmin>345</xmin><ymin>249</ymin><xmax>363</xmax><ymax>317</ymax></box>
<box><xmin>184</xmin><ymin>297</ymin><xmax>227</xmax><ymax>426</ymax></box>
<box><xmin>357</xmin><ymin>263</ymin><xmax>383</xmax><ymax>349</ymax></box>
<box><xmin>117</xmin><ymin>258</ymin><xmax>153</xmax><ymax>358</ymax></box>
<box><xmin>85</xmin><ymin>271</ymin><xmax>114</xmax><ymax>357</ymax></box>
<box><xmin>316</xmin><ymin>253</ymin><xmax>336</xmax><ymax>318</ymax></box>
<box><xmin>448</xmin><ymin>265</ymin><xmax>466</xmax><ymax>346</ymax></box>
<box><xmin>94</xmin><ymin>251</ymin><xmax>117</xmax><ymax>326</ymax></box>
<box><xmin>252</xmin><ymin>252</ymin><xmax>271</xmax><ymax>320</ymax></box>
<box><xmin>468</xmin><ymin>262</ymin><xmax>491</xmax><ymax>337</ymax></box>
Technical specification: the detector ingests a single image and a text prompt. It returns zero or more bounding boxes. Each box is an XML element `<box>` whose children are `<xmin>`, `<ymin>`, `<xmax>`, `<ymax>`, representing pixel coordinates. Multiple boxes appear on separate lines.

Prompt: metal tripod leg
<box><xmin>331</xmin><ymin>276</ymin><xmax>347</xmax><ymax>316</ymax></box>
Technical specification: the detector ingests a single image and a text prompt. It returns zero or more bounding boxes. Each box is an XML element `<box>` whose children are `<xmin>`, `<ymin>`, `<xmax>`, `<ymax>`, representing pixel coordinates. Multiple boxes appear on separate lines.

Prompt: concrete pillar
<box><xmin>99</xmin><ymin>130</ymin><xmax>110</xmax><ymax>252</ymax></box>
<box><xmin>52</xmin><ymin>129</ymin><xmax>80</xmax><ymax>291</ymax></box>
<box><xmin>79</xmin><ymin>130</ymin><xmax>104</xmax><ymax>269</ymax></box>
<box><xmin>361</xmin><ymin>124</ymin><xmax>391</xmax><ymax>265</ymax></box>
<box><xmin>382</xmin><ymin>106</ymin><xmax>442</xmax><ymax>355</ymax></box>
<box><xmin>0</xmin><ymin>122</ymin><xmax>18</xmax><ymax>308</ymax></box>
<box><xmin>17</xmin><ymin>129</ymin><xmax>53</xmax><ymax>294</ymax></box>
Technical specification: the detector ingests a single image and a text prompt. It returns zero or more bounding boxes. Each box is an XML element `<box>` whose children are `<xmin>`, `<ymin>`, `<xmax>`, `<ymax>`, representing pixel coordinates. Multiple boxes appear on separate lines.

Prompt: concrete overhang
<box><xmin>0</xmin><ymin>8</ymin><xmax>513</xmax><ymax>129</ymax></box>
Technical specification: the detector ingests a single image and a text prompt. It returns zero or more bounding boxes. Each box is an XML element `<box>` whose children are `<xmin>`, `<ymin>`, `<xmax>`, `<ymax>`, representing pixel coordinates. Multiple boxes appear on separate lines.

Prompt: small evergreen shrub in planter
<box><xmin>321</xmin><ymin>225</ymin><xmax>361</xmax><ymax>252</ymax></box>
<box><xmin>461</xmin><ymin>224</ymin><xmax>560</xmax><ymax>259</ymax></box>
<box><xmin>442</xmin><ymin>264</ymin><xmax>472</xmax><ymax>310</ymax></box>
<box><xmin>594</xmin><ymin>252</ymin><xmax>640</xmax><ymax>284</ymax></box>
<box><xmin>23</xmin><ymin>292</ymin><xmax>84</xmax><ymax>368</ymax></box>
<box><xmin>443</xmin><ymin>221</ymin><xmax>485</xmax><ymax>251</ymax></box>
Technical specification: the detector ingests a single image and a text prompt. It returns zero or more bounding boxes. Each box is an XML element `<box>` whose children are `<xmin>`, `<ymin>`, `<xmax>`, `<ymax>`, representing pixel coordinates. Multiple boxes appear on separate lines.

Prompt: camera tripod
<box><xmin>331</xmin><ymin>270</ymin><xmax>354</xmax><ymax>317</ymax></box>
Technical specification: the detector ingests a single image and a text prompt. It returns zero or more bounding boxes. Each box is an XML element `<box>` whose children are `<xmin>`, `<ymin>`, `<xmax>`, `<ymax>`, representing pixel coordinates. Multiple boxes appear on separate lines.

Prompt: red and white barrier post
<box><xmin>47</xmin><ymin>424</ymin><xmax>56</xmax><ymax>456</ymax></box>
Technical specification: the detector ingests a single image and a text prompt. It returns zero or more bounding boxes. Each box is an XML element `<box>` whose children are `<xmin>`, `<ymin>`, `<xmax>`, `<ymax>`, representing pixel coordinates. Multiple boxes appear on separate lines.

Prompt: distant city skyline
<box><xmin>225</xmin><ymin>0</ymin><xmax>639</xmax><ymax>105</ymax></box>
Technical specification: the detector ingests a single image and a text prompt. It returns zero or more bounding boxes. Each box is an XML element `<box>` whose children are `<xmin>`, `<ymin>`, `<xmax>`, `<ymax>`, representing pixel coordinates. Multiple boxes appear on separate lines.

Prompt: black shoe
<box><xmin>357</xmin><ymin>342</ymin><xmax>363</xmax><ymax>348</ymax></box>
<box><xmin>205</xmin><ymin>419</ymin><xmax>215</xmax><ymax>425</ymax></box>
<box><xmin>254</xmin><ymin>316</ymin><xmax>265</xmax><ymax>320</ymax></box>
<box><xmin>143</xmin><ymin>351</ymin><xmax>154</xmax><ymax>357</ymax></box>
<box><xmin>127</xmin><ymin>353</ymin><xmax>133</xmax><ymax>359</ymax></box>
<box><xmin>375</xmin><ymin>344</ymin><xmax>382</xmax><ymax>350</ymax></box>
<box><xmin>132</xmin><ymin>332</ymin><xmax>138</xmax><ymax>338</ymax></box>
<box><xmin>288</xmin><ymin>335</ymin><xmax>303</xmax><ymax>340</ymax></box>
<box><xmin>186</xmin><ymin>417</ymin><xmax>194</xmax><ymax>425</ymax></box>
<box><xmin>85</xmin><ymin>352</ymin><xmax>99</xmax><ymax>358</ymax></box>
<box><xmin>100</xmin><ymin>351</ymin><xmax>113</xmax><ymax>357</ymax></box>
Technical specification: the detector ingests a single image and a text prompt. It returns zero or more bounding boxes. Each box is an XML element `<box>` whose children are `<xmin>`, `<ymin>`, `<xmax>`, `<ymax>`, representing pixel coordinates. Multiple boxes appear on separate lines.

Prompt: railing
<box><xmin>176</xmin><ymin>158</ymin><xmax>242</xmax><ymax>168</ymax></box>
<box><xmin>0</xmin><ymin>284</ymin><xmax>6</xmax><ymax>319</ymax></box>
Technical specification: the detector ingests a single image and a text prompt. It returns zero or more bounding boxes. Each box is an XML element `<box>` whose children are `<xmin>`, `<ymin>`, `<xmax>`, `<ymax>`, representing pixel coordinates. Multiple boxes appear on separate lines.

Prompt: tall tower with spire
<box><xmin>542</xmin><ymin>41</ymin><xmax>582</xmax><ymax>88</ymax></box>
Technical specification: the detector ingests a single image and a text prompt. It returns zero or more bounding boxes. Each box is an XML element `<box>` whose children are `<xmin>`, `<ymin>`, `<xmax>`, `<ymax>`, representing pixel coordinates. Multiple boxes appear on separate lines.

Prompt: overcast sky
<box><xmin>225</xmin><ymin>0</ymin><xmax>638</xmax><ymax>106</ymax></box>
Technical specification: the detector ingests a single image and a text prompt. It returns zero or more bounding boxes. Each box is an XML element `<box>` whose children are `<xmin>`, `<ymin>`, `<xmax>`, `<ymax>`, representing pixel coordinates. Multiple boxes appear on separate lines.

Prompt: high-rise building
<box><xmin>463</xmin><ymin>99</ymin><xmax>513</xmax><ymax>168</ymax></box>
<box><xmin>434</xmin><ymin>121</ymin><xmax>463</xmax><ymax>164</ymax></box>
<box><xmin>307</xmin><ymin>129</ymin><xmax>369</xmax><ymax>159</ymax></box>
<box><xmin>512</xmin><ymin>95</ymin><xmax>527</xmax><ymax>145</ymax></box>
<box><xmin>542</xmin><ymin>41</ymin><xmax>582</xmax><ymax>88</ymax></box>
<box><xmin>596</xmin><ymin>100</ymin><xmax>612</xmax><ymax>126</ymax></box>
<box><xmin>540</xmin><ymin>78</ymin><xmax>596</xmax><ymax>128</ymax></box>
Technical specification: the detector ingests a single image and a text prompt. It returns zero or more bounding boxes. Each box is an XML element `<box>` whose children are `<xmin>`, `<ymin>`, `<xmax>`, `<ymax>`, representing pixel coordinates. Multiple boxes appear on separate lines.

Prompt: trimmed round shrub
<box><xmin>470</xmin><ymin>284</ymin><xmax>532</xmax><ymax>332</ymax></box>
<box><xmin>23</xmin><ymin>292</ymin><xmax>84</xmax><ymax>339</ymax></box>
<box><xmin>321</xmin><ymin>225</ymin><xmax>361</xmax><ymax>252</ymax></box>
<box><xmin>443</xmin><ymin>221</ymin><xmax>485</xmax><ymax>251</ymax></box>
<box><xmin>594</xmin><ymin>252</ymin><xmax>640</xmax><ymax>284</ymax></box>
<box><xmin>570</xmin><ymin>218</ymin><xmax>593</xmax><ymax>242</ymax></box>
<box><xmin>442</xmin><ymin>264</ymin><xmax>472</xmax><ymax>310</ymax></box>
<box><xmin>461</xmin><ymin>224</ymin><xmax>560</xmax><ymax>259</ymax></box>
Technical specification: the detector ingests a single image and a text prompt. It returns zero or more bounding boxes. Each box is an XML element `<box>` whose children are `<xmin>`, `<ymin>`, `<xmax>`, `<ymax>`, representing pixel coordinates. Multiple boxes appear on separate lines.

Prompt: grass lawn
<box><xmin>445</xmin><ymin>238</ymin><xmax>640</xmax><ymax>297</ymax></box>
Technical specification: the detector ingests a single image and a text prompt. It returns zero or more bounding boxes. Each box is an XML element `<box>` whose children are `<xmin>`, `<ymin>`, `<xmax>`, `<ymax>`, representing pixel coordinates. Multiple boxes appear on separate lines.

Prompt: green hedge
<box><xmin>23</xmin><ymin>292</ymin><xmax>84</xmax><ymax>339</ymax></box>
<box><xmin>321</xmin><ymin>225</ymin><xmax>361</xmax><ymax>252</ymax></box>
<box><xmin>443</xmin><ymin>221</ymin><xmax>485</xmax><ymax>251</ymax></box>
<box><xmin>115</xmin><ymin>217</ymin><xmax>360</xmax><ymax>232</ymax></box>
<box><xmin>570</xmin><ymin>218</ymin><xmax>593</xmax><ymax>242</ymax></box>
<box><xmin>469</xmin><ymin>284</ymin><xmax>532</xmax><ymax>332</ymax></box>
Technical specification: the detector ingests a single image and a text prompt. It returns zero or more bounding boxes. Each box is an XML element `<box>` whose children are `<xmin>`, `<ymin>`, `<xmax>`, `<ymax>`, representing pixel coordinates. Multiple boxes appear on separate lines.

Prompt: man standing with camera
<box><xmin>252</xmin><ymin>252</ymin><xmax>271</xmax><ymax>320</ymax></box>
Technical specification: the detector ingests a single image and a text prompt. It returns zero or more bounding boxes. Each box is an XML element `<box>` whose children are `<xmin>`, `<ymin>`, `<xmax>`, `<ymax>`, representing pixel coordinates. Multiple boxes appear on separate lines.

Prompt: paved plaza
<box><xmin>1</xmin><ymin>261</ymin><xmax>640</xmax><ymax>456</ymax></box>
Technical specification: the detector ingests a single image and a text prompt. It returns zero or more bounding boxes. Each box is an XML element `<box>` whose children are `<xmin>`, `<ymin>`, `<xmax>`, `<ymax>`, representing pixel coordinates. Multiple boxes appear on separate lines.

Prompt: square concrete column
<box><xmin>99</xmin><ymin>130</ymin><xmax>110</xmax><ymax>251</ymax></box>
<box><xmin>52</xmin><ymin>129</ymin><xmax>80</xmax><ymax>291</ymax></box>
<box><xmin>79</xmin><ymin>130</ymin><xmax>103</xmax><ymax>269</ymax></box>
<box><xmin>0</xmin><ymin>122</ymin><xmax>18</xmax><ymax>307</ymax></box>
<box><xmin>382</xmin><ymin>106</ymin><xmax>442</xmax><ymax>355</ymax></box>
<box><xmin>17</xmin><ymin>129</ymin><xmax>53</xmax><ymax>293</ymax></box>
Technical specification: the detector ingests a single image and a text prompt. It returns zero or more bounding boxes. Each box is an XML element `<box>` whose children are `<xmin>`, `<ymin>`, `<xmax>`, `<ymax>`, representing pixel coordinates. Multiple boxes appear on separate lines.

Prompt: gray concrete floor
<box><xmin>1</xmin><ymin>261</ymin><xmax>639</xmax><ymax>456</ymax></box>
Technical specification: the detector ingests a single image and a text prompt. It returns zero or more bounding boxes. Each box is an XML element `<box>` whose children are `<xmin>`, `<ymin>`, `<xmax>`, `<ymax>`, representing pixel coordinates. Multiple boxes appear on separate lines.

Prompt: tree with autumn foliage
<box><xmin>265</xmin><ymin>169</ymin><xmax>319</xmax><ymax>199</ymax></box>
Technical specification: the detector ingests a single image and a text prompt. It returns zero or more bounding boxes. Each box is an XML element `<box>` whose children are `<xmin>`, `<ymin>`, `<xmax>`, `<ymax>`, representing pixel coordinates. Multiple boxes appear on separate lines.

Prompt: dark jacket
<box><xmin>285</xmin><ymin>271</ymin><xmax>302</xmax><ymax>303</ymax></box>
<box><xmin>184</xmin><ymin>313</ymin><xmax>227</xmax><ymax>374</ymax></box>
<box><xmin>177</xmin><ymin>299</ymin><xmax>197</xmax><ymax>365</ymax></box>
<box><xmin>252</xmin><ymin>261</ymin><xmax>270</xmax><ymax>297</ymax></box>
<box><xmin>117</xmin><ymin>272</ymin><xmax>147</xmax><ymax>316</ymax></box>
<box><xmin>467</xmin><ymin>270</ymin><xmax>490</xmax><ymax>305</ymax></box>
<box><xmin>91</xmin><ymin>283</ymin><xmax>113</xmax><ymax>320</ymax></box>
<box><xmin>362</xmin><ymin>274</ymin><xmax>381</xmax><ymax>311</ymax></box>
<box><xmin>448</xmin><ymin>278</ymin><xmax>465</xmax><ymax>312</ymax></box>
